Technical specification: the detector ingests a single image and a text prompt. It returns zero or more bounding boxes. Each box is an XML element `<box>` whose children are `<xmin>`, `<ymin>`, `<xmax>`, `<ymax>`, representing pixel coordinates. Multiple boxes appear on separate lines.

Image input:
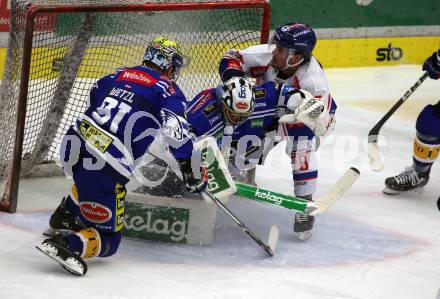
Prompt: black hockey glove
<box><xmin>178</xmin><ymin>158</ymin><xmax>208</xmax><ymax>193</ymax></box>
<box><xmin>422</xmin><ymin>50</ymin><xmax>440</xmax><ymax>80</ymax></box>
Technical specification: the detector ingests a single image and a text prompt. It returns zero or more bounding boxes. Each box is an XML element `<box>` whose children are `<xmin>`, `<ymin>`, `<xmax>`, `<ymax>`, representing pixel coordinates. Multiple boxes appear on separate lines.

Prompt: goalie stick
<box><xmin>368</xmin><ymin>72</ymin><xmax>429</xmax><ymax>171</ymax></box>
<box><xmin>202</xmin><ymin>190</ymin><xmax>278</xmax><ymax>257</ymax></box>
<box><xmin>235</xmin><ymin>167</ymin><xmax>360</xmax><ymax>216</ymax></box>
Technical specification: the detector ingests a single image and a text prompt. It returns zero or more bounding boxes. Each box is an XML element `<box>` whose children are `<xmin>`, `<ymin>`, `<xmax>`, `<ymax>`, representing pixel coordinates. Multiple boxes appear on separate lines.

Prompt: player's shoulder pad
<box><xmin>187</xmin><ymin>89</ymin><xmax>217</xmax><ymax>115</ymax></box>
<box><xmin>113</xmin><ymin>65</ymin><xmax>160</xmax><ymax>88</ymax></box>
<box><xmin>186</xmin><ymin>89</ymin><xmax>221</xmax><ymax>123</ymax></box>
<box><xmin>222</xmin><ymin>49</ymin><xmax>243</xmax><ymax>61</ymax></box>
<box><xmin>295</xmin><ymin>57</ymin><xmax>329</xmax><ymax>94</ymax></box>
<box><xmin>157</xmin><ymin>75</ymin><xmax>184</xmax><ymax>99</ymax></box>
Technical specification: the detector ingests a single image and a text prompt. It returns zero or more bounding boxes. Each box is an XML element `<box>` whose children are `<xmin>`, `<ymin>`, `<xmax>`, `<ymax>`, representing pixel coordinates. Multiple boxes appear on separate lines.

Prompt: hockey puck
<box><xmin>437</xmin><ymin>196</ymin><xmax>440</xmax><ymax>211</ymax></box>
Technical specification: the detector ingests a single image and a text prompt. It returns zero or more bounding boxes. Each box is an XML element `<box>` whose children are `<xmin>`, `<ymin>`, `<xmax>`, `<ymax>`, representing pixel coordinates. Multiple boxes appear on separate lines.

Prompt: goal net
<box><xmin>0</xmin><ymin>0</ymin><xmax>271</xmax><ymax>213</ymax></box>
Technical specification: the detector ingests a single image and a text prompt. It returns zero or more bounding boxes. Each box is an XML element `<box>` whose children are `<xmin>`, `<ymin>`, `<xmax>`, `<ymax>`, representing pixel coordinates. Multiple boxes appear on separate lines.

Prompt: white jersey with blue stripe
<box><xmin>220</xmin><ymin>44</ymin><xmax>337</xmax><ymax>114</ymax></box>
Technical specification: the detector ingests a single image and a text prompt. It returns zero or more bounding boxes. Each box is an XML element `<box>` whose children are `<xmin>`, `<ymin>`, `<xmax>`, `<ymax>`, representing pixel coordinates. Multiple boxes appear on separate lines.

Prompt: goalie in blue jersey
<box><xmin>36</xmin><ymin>37</ymin><xmax>207</xmax><ymax>276</ymax></box>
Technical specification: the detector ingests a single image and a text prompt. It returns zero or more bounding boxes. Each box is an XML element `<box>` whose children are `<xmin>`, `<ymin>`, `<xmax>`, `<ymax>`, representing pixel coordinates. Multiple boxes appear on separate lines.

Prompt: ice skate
<box><xmin>36</xmin><ymin>235</ymin><xmax>87</xmax><ymax>276</ymax></box>
<box><xmin>43</xmin><ymin>197</ymin><xmax>85</xmax><ymax>236</ymax></box>
<box><xmin>383</xmin><ymin>166</ymin><xmax>430</xmax><ymax>195</ymax></box>
<box><xmin>293</xmin><ymin>212</ymin><xmax>315</xmax><ymax>241</ymax></box>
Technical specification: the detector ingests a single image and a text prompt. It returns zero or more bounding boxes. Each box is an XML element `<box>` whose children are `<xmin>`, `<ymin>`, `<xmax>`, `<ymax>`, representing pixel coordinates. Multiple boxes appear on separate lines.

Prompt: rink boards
<box><xmin>0</xmin><ymin>35</ymin><xmax>439</xmax><ymax>80</ymax></box>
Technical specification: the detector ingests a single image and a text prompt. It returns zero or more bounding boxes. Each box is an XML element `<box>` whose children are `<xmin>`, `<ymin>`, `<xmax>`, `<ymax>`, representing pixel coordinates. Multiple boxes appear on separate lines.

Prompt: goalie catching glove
<box><xmin>178</xmin><ymin>158</ymin><xmax>208</xmax><ymax>193</ymax></box>
<box><xmin>278</xmin><ymin>89</ymin><xmax>331</xmax><ymax>137</ymax></box>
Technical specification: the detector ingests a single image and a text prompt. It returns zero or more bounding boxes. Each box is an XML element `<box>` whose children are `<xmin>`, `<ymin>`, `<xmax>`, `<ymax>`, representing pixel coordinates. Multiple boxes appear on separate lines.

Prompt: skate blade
<box><xmin>383</xmin><ymin>187</ymin><xmax>400</xmax><ymax>195</ymax></box>
<box><xmin>383</xmin><ymin>186</ymin><xmax>426</xmax><ymax>196</ymax></box>
<box><xmin>42</xmin><ymin>227</ymin><xmax>75</xmax><ymax>237</ymax></box>
<box><xmin>298</xmin><ymin>231</ymin><xmax>312</xmax><ymax>241</ymax></box>
<box><xmin>36</xmin><ymin>244</ymin><xmax>85</xmax><ymax>276</ymax></box>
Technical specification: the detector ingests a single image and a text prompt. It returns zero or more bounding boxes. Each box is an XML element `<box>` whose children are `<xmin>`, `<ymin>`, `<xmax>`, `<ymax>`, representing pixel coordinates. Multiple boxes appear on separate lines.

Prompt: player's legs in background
<box><xmin>384</xmin><ymin>101</ymin><xmax>440</xmax><ymax>195</ymax></box>
<box><xmin>284</xmin><ymin>124</ymin><xmax>317</xmax><ymax>240</ymax></box>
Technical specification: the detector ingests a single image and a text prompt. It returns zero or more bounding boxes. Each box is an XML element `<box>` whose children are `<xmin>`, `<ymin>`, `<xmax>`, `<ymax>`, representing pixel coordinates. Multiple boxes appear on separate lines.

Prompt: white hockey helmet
<box><xmin>217</xmin><ymin>77</ymin><xmax>255</xmax><ymax>125</ymax></box>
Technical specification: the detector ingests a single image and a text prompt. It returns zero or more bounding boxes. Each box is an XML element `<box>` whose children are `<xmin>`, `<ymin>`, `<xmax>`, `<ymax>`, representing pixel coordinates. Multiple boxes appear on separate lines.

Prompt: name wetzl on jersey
<box><xmin>109</xmin><ymin>87</ymin><xmax>134</xmax><ymax>103</ymax></box>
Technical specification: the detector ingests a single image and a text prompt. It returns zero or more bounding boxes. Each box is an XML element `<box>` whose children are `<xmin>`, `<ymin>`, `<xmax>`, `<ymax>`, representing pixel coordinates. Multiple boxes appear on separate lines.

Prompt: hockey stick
<box><xmin>235</xmin><ymin>167</ymin><xmax>360</xmax><ymax>216</ymax></box>
<box><xmin>368</xmin><ymin>72</ymin><xmax>429</xmax><ymax>171</ymax></box>
<box><xmin>202</xmin><ymin>190</ymin><xmax>278</xmax><ymax>257</ymax></box>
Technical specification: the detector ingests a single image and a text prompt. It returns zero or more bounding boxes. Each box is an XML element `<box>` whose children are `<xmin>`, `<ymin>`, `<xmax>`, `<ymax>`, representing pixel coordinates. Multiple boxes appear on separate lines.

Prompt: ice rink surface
<box><xmin>0</xmin><ymin>65</ymin><xmax>439</xmax><ymax>299</ymax></box>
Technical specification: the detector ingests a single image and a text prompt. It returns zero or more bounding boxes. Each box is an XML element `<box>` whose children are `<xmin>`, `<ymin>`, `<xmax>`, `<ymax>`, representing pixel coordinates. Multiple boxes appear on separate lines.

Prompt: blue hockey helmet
<box><xmin>143</xmin><ymin>37</ymin><xmax>184</xmax><ymax>80</ymax></box>
<box><xmin>272</xmin><ymin>22</ymin><xmax>317</xmax><ymax>58</ymax></box>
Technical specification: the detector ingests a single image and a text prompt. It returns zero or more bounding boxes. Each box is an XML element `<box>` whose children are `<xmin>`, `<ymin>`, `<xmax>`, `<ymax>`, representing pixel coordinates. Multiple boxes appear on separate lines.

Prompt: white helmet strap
<box><xmin>282</xmin><ymin>49</ymin><xmax>303</xmax><ymax>70</ymax></box>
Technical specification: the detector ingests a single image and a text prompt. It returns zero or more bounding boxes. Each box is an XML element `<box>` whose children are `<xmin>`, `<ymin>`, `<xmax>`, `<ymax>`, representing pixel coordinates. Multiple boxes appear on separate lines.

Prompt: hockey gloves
<box><xmin>423</xmin><ymin>50</ymin><xmax>440</xmax><ymax>80</ymax></box>
<box><xmin>278</xmin><ymin>89</ymin><xmax>331</xmax><ymax>136</ymax></box>
<box><xmin>178</xmin><ymin>158</ymin><xmax>208</xmax><ymax>193</ymax></box>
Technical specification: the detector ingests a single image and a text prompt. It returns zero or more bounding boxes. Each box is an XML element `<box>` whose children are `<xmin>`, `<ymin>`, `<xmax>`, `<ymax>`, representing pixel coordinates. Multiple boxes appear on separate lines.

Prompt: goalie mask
<box><xmin>143</xmin><ymin>37</ymin><xmax>184</xmax><ymax>81</ymax></box>
<box><xmin>217</xmin><ymin>77</ymin><xmax>255</xmax><ymax>126</ymax></box>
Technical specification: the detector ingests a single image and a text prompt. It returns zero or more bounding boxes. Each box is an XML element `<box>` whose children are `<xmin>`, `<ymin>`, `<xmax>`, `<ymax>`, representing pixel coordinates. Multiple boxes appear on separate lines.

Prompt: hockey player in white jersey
<box><xmin>219</xmin><ymin>22</ymin><xmax>337</xmax><ymax>240</ymax></box>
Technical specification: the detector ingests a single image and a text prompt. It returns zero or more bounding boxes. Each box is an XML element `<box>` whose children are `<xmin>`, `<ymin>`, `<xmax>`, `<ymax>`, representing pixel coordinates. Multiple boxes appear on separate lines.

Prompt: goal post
<box><xmin>0</xmin><ymin>0</ymin><xmax>271</xmax><ymax>213</ymax></box>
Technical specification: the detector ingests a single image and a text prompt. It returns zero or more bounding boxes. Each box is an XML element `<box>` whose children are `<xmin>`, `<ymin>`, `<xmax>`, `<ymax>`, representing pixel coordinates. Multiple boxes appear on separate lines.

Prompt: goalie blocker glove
<box><xmin>423</xmin><ymin>49</ymin><xmax>440</xmax><ymax>80</ymax></box>
<box><xmin>178</xmin><ymin>158</ymin><xmax>208</xmax><ymax>193</ymax></box>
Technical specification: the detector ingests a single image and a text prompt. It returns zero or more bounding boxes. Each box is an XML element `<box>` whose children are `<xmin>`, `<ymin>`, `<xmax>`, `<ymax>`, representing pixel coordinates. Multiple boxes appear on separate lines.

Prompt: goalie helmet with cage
<box><xmin>143</xmin><ymin>36</ymin><xmax>184</xmax><ymax>81</ymax></box>
<box><xmin>217</xmin><ymin>77</ymin><xmax>255</xmax><ymax>126</ymax></box>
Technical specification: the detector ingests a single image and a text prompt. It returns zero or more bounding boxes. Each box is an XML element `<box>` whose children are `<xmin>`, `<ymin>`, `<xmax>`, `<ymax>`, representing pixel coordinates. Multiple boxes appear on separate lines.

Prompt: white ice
<box><xmin>0</xmin><ymin>65</ymin><xmax>439</xmax><ymax>299</ymax></box>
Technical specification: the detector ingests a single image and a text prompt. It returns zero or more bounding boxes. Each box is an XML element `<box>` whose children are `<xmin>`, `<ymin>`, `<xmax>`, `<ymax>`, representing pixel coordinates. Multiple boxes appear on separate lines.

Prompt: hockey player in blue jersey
<box><xmin>36</xmin><ymin>37</ymin><xmax>207</xmax><ymax>276</ymax></box>
<box><xmin>217</xmin><ymin>22</ymin><xmax>336</xmax><ymax>240</ymax></box>
<box><xmin>187</xmin><ymin>76</ymin><xmax>256</xmax><ymax>141</ymax></box>
<box><xmin>187</xmin><ymin>77</ymin><xmax>320</xmax><ymax>169</ymax></box>
<box><xmin>187</xmin><ymin>76</ymin><xmax>329</xmax><ymax>242</ymax></box>
<box><xmin>384</xmin><ymin>49</ymin><xmax>440</xmax><ymax>195</ymax></box>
